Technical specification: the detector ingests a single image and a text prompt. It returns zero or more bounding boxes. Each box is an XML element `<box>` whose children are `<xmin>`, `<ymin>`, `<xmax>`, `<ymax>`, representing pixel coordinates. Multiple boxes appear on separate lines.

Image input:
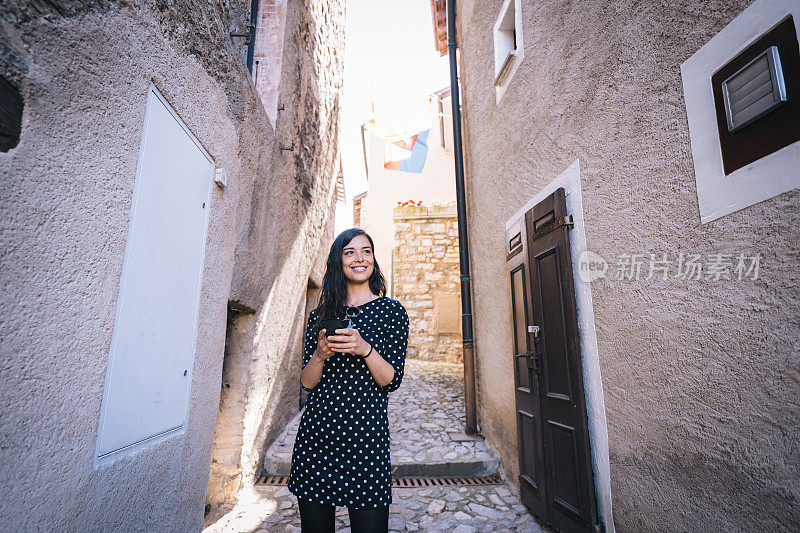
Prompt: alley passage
<box><xmin>204</xmin><ymin>360</ymin><xmax>550</xmax><ymax>532</ymax></box>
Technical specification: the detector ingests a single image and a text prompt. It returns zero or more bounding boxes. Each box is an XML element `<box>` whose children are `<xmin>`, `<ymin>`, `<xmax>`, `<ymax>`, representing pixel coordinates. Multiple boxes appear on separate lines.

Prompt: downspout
<box><xmin>245</xmin><ymin>0</ymin><xmax>259</xmax><ymax>72</ymax></box>
<box><xmin>446</xmin><ymin>0</ymin><xmax>478</xmax><ymax>436</ymax></box>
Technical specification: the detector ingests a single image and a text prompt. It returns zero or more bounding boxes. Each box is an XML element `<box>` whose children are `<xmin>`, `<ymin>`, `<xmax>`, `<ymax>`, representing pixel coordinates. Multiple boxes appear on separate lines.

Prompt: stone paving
<box><xmin>204</xmin><ymin>484</ymin><xmax>549</xmax><ymax>532</ymax></box>
<box><xmin>263</xmin><ymin>360</ymin><xmax>499</xmax><ymax>477</ymax></box>
<box><xmin>205</xmin><ymin>360</ymin><xmax>552</xmax><ymax>532</ymax></box>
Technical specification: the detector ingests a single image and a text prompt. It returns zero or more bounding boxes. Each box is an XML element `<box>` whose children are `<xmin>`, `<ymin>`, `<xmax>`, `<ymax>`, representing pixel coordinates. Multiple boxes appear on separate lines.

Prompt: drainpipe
<box><xmin>245</xmin><ymin>0</ymin><xmax>259</xmax><ymax>72</ymax></box>
<box><xmin>446</xmin><ymin>0</ymin><xmax>477</xmax><ymax>436</ymax></box>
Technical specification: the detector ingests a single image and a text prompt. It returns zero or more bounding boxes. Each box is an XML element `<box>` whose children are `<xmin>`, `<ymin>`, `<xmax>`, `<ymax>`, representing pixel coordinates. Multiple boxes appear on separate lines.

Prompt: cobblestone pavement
<box><xmin>205</xmin><ymin>360</ymin><xmax>551</xmax><ymax>532</ymax></box>
<box><xmin>263</xmin><ymin>360</ymin><xmax>498</xmax><ymax>476</ymax></box>
<box><xmin>387</xmin><ymin>360</ymin><xmax>495</xmax><ymax>471</ymax></box>
<box><xmin>204</xmin><ymin>484</ymin><xmax>549</xmax><ymax>532</ymax></box>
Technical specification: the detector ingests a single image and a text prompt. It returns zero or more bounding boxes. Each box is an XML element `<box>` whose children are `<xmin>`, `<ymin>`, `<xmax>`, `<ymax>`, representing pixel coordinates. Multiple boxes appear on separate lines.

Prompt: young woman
<box><xmin>287</xmin><ymin>228</ymin><xmax>410</xmax><ymax>533</ymax></box>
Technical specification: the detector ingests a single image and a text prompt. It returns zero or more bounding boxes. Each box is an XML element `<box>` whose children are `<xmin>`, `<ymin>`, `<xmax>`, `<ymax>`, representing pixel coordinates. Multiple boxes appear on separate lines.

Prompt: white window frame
<box><xmin>681</xmin><ymin>0</ymin><xmax>800</xmax><ymax>224</ymax></box>
<box><xmin>493</xmin><ymin>0</ymin><xmax>524</xmax><ymax>103</ymax></box>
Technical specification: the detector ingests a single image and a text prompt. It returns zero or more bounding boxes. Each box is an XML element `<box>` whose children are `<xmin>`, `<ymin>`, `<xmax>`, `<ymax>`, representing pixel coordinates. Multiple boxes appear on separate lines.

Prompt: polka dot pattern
<box><xmin>287</xmin><ymin>296</ymin><xmax>410</xmax><ymax>508</ymax></box>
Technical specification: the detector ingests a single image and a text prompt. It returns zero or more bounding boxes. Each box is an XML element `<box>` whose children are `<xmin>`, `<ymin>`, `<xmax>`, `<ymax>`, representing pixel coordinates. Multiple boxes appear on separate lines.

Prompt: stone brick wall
<box><xmin>252</xmin><ymin>0</ymin><xmax>287</xmax><ymax>125</ymax></box>
<box><xmin>393</xmin><ymin>203</ymin><xmax>462</xmax><ymax>363</ymax></box>
<box><xmin>353</xmin><ymin>191</ymin><xmax>366</xmax><ymax>228</ymax></box>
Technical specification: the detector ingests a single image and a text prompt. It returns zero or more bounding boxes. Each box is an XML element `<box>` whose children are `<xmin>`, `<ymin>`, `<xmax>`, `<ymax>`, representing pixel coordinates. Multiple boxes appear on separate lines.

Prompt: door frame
<box><xmin>505</xmin><ymin>160</ymin><xmax>615</xmax><ymax>532</ymax></box>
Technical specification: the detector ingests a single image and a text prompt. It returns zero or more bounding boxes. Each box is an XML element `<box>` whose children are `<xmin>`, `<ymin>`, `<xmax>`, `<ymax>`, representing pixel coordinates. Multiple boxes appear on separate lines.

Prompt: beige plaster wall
<box><xmin>207</xmin><ymin>0</ymin><xmax>344</xmax><ymax>508</ymax></box>
<box><xmin>0</xmin><ymin>0</ymin><xmax>342</xmax><ymax>530</ymax></box>
<box><xmin>455</xmin><ymin>0</ymin><xmax>800</xmax><ymax>531</ymax></box>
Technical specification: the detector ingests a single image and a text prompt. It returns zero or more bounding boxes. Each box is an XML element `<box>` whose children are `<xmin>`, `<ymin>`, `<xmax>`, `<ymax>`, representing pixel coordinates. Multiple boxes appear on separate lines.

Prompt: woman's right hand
<box><xmin>315</xmin><ymin>329</ymin><xmax>335</xmax><ymax>360</ymax></box>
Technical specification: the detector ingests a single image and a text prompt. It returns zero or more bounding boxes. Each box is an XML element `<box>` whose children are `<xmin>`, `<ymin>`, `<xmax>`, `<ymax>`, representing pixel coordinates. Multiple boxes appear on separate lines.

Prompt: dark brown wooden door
<box><xmin>508</xmin><ymin>188</ymin><xmax>599</xmax><ymax>532</ymax></box>
<box><xmin>507</xmin><ymin>216</ymin><xmax>546</xmax><ymax>520</ymax></box>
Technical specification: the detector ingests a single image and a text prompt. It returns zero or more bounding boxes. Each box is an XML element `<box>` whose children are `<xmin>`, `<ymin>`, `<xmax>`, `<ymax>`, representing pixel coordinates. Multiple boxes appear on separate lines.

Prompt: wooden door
<box><xmin>508</xmin><ymin>188</ymin><xmax>599</xmax><ymax>532</ymax></box>
<box><xmin>507</xmin><ymin>216</ymin><xmax>546</xmax><ymax>520</ymax></box>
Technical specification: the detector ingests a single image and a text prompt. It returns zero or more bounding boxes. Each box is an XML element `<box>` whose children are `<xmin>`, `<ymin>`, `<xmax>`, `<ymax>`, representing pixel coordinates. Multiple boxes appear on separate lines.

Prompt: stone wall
<box><xmin>252</xmin><ymin>0</ymin><xmax>288</xmax><ymax>125</ymax></box>
<box><xmin>0</xmin><ymin>0</ymin><xmax>343</xmax><ymax>530</ymax></box>
<box><xmin>393</xmin><ymin>204</ymin><xmax>462</xmax><ymax>363</ymax></box>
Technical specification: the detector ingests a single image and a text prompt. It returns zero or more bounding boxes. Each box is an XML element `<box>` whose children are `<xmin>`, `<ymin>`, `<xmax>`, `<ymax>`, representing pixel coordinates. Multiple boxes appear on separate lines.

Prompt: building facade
<box><xmin>0</xmin><ymin>0</ymin><xmax>344</xmax><ymax>530</ymax></box>
<box><xmin>439</xmin><ymin>0</ymin><xmax>800</xmax><ymax>531</ymax></box>
<box><xmin>358</xmin><ymin>89</ymin><xmax>457</xmax><ymax>293</ymax></box>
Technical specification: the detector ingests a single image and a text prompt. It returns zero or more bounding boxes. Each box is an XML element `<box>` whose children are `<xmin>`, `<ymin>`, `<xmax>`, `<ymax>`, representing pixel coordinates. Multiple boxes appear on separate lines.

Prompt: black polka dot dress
<box><xmin>288</xmin><ymin>296</ymin><xmax>410</xmax><ymax>508</ymax></box>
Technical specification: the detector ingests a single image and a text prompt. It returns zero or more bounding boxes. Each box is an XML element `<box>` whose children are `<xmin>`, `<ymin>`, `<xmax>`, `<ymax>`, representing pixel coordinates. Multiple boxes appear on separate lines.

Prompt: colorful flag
<box><xmin>384</xmin><ymin>129</ymin><xmax>430</xmax><ymax>173</ymax></box>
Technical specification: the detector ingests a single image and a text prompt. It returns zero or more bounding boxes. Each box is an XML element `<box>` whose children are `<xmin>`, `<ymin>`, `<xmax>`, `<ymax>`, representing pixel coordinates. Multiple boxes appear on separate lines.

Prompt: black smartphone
<box><xmin>318</xmin><ymin>318</ymin><xmax>347</xmax><ymax>336</ymax></box>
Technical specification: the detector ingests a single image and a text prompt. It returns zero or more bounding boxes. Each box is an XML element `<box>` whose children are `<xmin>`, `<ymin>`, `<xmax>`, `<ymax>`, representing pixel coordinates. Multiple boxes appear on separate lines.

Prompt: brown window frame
<box><xmin>711</xmin><ymin>16</ymin><xmax>800</xmax><ymax>175</ymax></box>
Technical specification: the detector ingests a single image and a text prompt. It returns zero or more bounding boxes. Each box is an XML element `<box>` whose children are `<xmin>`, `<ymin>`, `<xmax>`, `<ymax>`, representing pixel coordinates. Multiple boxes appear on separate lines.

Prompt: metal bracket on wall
<box><xmin>230</xmin><ymin>23</ymin><xmax>255</xmax><ymax>44</ymax></box>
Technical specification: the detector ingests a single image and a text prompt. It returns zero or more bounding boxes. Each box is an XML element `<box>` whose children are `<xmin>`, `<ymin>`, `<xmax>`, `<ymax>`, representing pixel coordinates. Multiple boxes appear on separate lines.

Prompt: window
<box><xmin>710</xmin><ymin>16</ymin><xmax>800</xmax><ymax>175</ymax></box>
<box><xmin>681</xmin><ymin>0</ymin><xmax>800</xmax><ymax>223</ymax></box>
<box><xmin>493</xmin><ymin>0</ymin><xmax>524</xmax><ymax>102</ymax></box>
<box><xmin>432</xmin><ymin>87</ymin><xmax>452</xmax><ymax>151</ymax></box>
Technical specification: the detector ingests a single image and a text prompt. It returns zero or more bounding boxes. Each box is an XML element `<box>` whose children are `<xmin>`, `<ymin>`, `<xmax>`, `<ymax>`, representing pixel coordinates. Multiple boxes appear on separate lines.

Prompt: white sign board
<box><xmin>96</xmin><ymin>84</ymin><xmax>213</xmax><ymax>460</ymax></box>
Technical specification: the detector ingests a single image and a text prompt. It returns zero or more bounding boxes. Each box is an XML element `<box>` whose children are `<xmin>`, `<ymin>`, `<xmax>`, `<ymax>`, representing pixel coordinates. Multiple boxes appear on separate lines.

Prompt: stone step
<box><xmin>264</xmin><ymin>450</ymin><xmax>499</xmax><ymax>478</ymax></box>
<box><xmin>262</xmin><ymin>409</ymin><xmax>500</xmax><ymax>478</ymax></box>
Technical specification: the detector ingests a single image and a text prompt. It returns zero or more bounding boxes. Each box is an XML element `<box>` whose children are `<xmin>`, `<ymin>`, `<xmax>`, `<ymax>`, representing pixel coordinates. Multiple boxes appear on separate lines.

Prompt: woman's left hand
<box><xmin>327</xmin><ymin>328</ymin><xmax>371</xmax><ymax>357</ymax></box>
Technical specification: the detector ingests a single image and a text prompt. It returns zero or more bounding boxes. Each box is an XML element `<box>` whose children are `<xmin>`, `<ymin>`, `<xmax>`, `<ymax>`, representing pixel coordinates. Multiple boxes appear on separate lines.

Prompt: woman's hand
<box><xmin>326</xmin><ymin>328</ymin><xmax>371</xmax><ymax>357</ymax></box>
<box><xmin>315</xmin><ymin>329</ymin><xmax>336</xmax><ymax>360</ymax></box>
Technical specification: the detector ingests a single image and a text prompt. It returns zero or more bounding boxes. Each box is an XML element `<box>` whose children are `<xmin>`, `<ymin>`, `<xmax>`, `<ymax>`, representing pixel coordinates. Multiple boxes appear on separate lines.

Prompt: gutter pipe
<box><xmin>446</xmin><ymin>0</ymin><xmax>477</xmax><ymax>436</ymax></box>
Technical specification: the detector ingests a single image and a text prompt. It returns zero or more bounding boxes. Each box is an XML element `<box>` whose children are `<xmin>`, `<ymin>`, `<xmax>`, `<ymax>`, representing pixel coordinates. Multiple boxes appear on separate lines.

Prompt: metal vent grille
<box><xmin>393</xmin><ymin>475</ymin><xmax>503</xmax><ymax>487</ymax></box>
<box><xmin>721</xmin><ymin>45</ymin><xmax>788</xmax><ymax>132</ymax></box>
<box><xmin>255</xmin><ymin>474</ymin><xmax>503</xmax><ymax>487</ymax></box>
<box><xmin>257</xmin><ymin>475</ymin><xmax>290</xmax><ymax>486</ymax></box>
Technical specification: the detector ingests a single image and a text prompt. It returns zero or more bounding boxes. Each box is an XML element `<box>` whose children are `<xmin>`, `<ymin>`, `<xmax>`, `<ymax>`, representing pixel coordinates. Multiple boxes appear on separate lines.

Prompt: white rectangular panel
<box><xmin>96</xmin><ymin>84</ymin><xmax>212</xmax><ymax>459</ymax></box>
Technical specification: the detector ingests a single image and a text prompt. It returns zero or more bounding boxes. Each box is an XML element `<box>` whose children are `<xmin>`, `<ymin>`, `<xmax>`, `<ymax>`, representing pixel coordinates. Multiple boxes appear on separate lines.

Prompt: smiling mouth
<box><xmin>351</xmin><ymin>266</ymin><xmax>368</xmax><ymax>272</ymax></box>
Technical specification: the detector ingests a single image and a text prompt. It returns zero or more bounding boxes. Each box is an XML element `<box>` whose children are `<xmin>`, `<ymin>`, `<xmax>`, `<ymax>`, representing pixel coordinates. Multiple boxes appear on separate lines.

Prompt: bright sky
<box><xmin>334</xmin><ymin>0</ymin><xmax>450</xmax><ymax>234</ymax></box>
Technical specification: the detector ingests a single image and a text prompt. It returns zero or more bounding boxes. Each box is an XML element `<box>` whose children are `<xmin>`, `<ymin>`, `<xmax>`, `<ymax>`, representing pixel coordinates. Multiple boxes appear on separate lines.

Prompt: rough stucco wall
<box><xmin>0</xmin><ymin>0</ymin><xmax>342</xmax><ymax>530</ymax></box>
<box><xmin>206</xmin><ymin>0</ymin><xmax>344</xmax><ymax>508</ymax></box>
<box><xmin>456</xmin><ymin>0</ymin><xmax>800</xmax><ymax>531</ymax></box>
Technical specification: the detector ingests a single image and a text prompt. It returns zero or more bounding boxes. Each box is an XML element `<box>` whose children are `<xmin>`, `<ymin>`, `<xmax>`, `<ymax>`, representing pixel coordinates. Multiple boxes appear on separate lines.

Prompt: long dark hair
<box><xmin>316</xmin><ymin>228</ymin><xmax>387</xmax><ymax>326</ymax></box>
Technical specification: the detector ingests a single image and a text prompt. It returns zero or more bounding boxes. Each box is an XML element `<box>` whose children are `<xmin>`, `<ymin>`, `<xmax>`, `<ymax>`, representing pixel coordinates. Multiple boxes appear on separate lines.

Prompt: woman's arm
<box><xmin>362</xmin><ymin>347</ymin><xmax>395</xmax><ymax>387</ymax></box>
<box><xmin>375</xmin><ymin>304</ymin><xmax>409</xmax><ymax>392</ymax></box>
<box><xmin>299</xmin><ymin>312</ymin><xmax>334</xmax><ymax>391</ymax></box>
<box><xmin>300</xmin><ymin>346</ymin><xmax>328</xmax><ymax>390</ymax></box>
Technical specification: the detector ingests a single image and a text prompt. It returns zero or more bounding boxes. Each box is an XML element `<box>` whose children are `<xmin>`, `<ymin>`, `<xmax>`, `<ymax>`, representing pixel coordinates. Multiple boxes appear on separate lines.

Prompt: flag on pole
<box><xmin>383</xmin><ymin>129</ymin><xmax>430</xmax><ymax>173</ymax></box>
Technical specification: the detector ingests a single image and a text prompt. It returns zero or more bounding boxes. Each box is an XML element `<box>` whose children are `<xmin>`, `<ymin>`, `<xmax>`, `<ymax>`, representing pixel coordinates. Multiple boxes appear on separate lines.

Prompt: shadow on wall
<box><xmin>205</xmin><ymin>178</ymin><xmax>339</xmax><ymax>516</ymax></box>
<box><xmin>202</xmin><ymin>0</ymin><xmax>343</xmax><ymax>516</ymax></box>
<box><xmin>0</xmin><ymin>76</ymin><xmax>23</xmax><ymax>152</ymax></box>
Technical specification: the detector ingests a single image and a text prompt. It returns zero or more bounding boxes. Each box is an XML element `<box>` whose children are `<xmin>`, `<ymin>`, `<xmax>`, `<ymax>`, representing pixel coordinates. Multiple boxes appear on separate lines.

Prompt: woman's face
<box><xmin>341</xmin><ymin>234</ymin><xmax>374</xmax><ymax>284</ymax></box>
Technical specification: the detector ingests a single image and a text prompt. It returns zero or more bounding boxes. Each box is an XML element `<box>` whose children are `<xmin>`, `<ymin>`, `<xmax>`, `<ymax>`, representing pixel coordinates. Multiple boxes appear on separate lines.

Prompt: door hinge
<box><xmin>531</xmin><ymin>214</ymin><xmax>574</xmax><ymax>241</ymax></box>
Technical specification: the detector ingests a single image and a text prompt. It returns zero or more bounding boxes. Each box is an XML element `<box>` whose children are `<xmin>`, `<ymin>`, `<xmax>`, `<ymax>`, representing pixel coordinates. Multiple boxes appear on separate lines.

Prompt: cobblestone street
<box><xmin>204</xmin><ymin>360</ymin><xmax>550</xmax><ymax>532</ymax></box>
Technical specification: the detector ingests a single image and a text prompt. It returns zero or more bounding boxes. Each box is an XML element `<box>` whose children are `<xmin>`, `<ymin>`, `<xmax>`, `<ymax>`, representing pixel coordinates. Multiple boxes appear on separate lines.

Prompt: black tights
<box><xmin>298</xmin><ymin>497</ymin><xmax>389</xmax><ymax>533</ymax></box>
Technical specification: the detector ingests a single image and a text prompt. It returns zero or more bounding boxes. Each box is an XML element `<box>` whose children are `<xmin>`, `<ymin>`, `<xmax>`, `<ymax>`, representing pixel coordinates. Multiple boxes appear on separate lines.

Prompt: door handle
<box><xmin>516</xmin><ymin>351</ymin><xmax>540</xmax><ymax>372</ymax></box>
